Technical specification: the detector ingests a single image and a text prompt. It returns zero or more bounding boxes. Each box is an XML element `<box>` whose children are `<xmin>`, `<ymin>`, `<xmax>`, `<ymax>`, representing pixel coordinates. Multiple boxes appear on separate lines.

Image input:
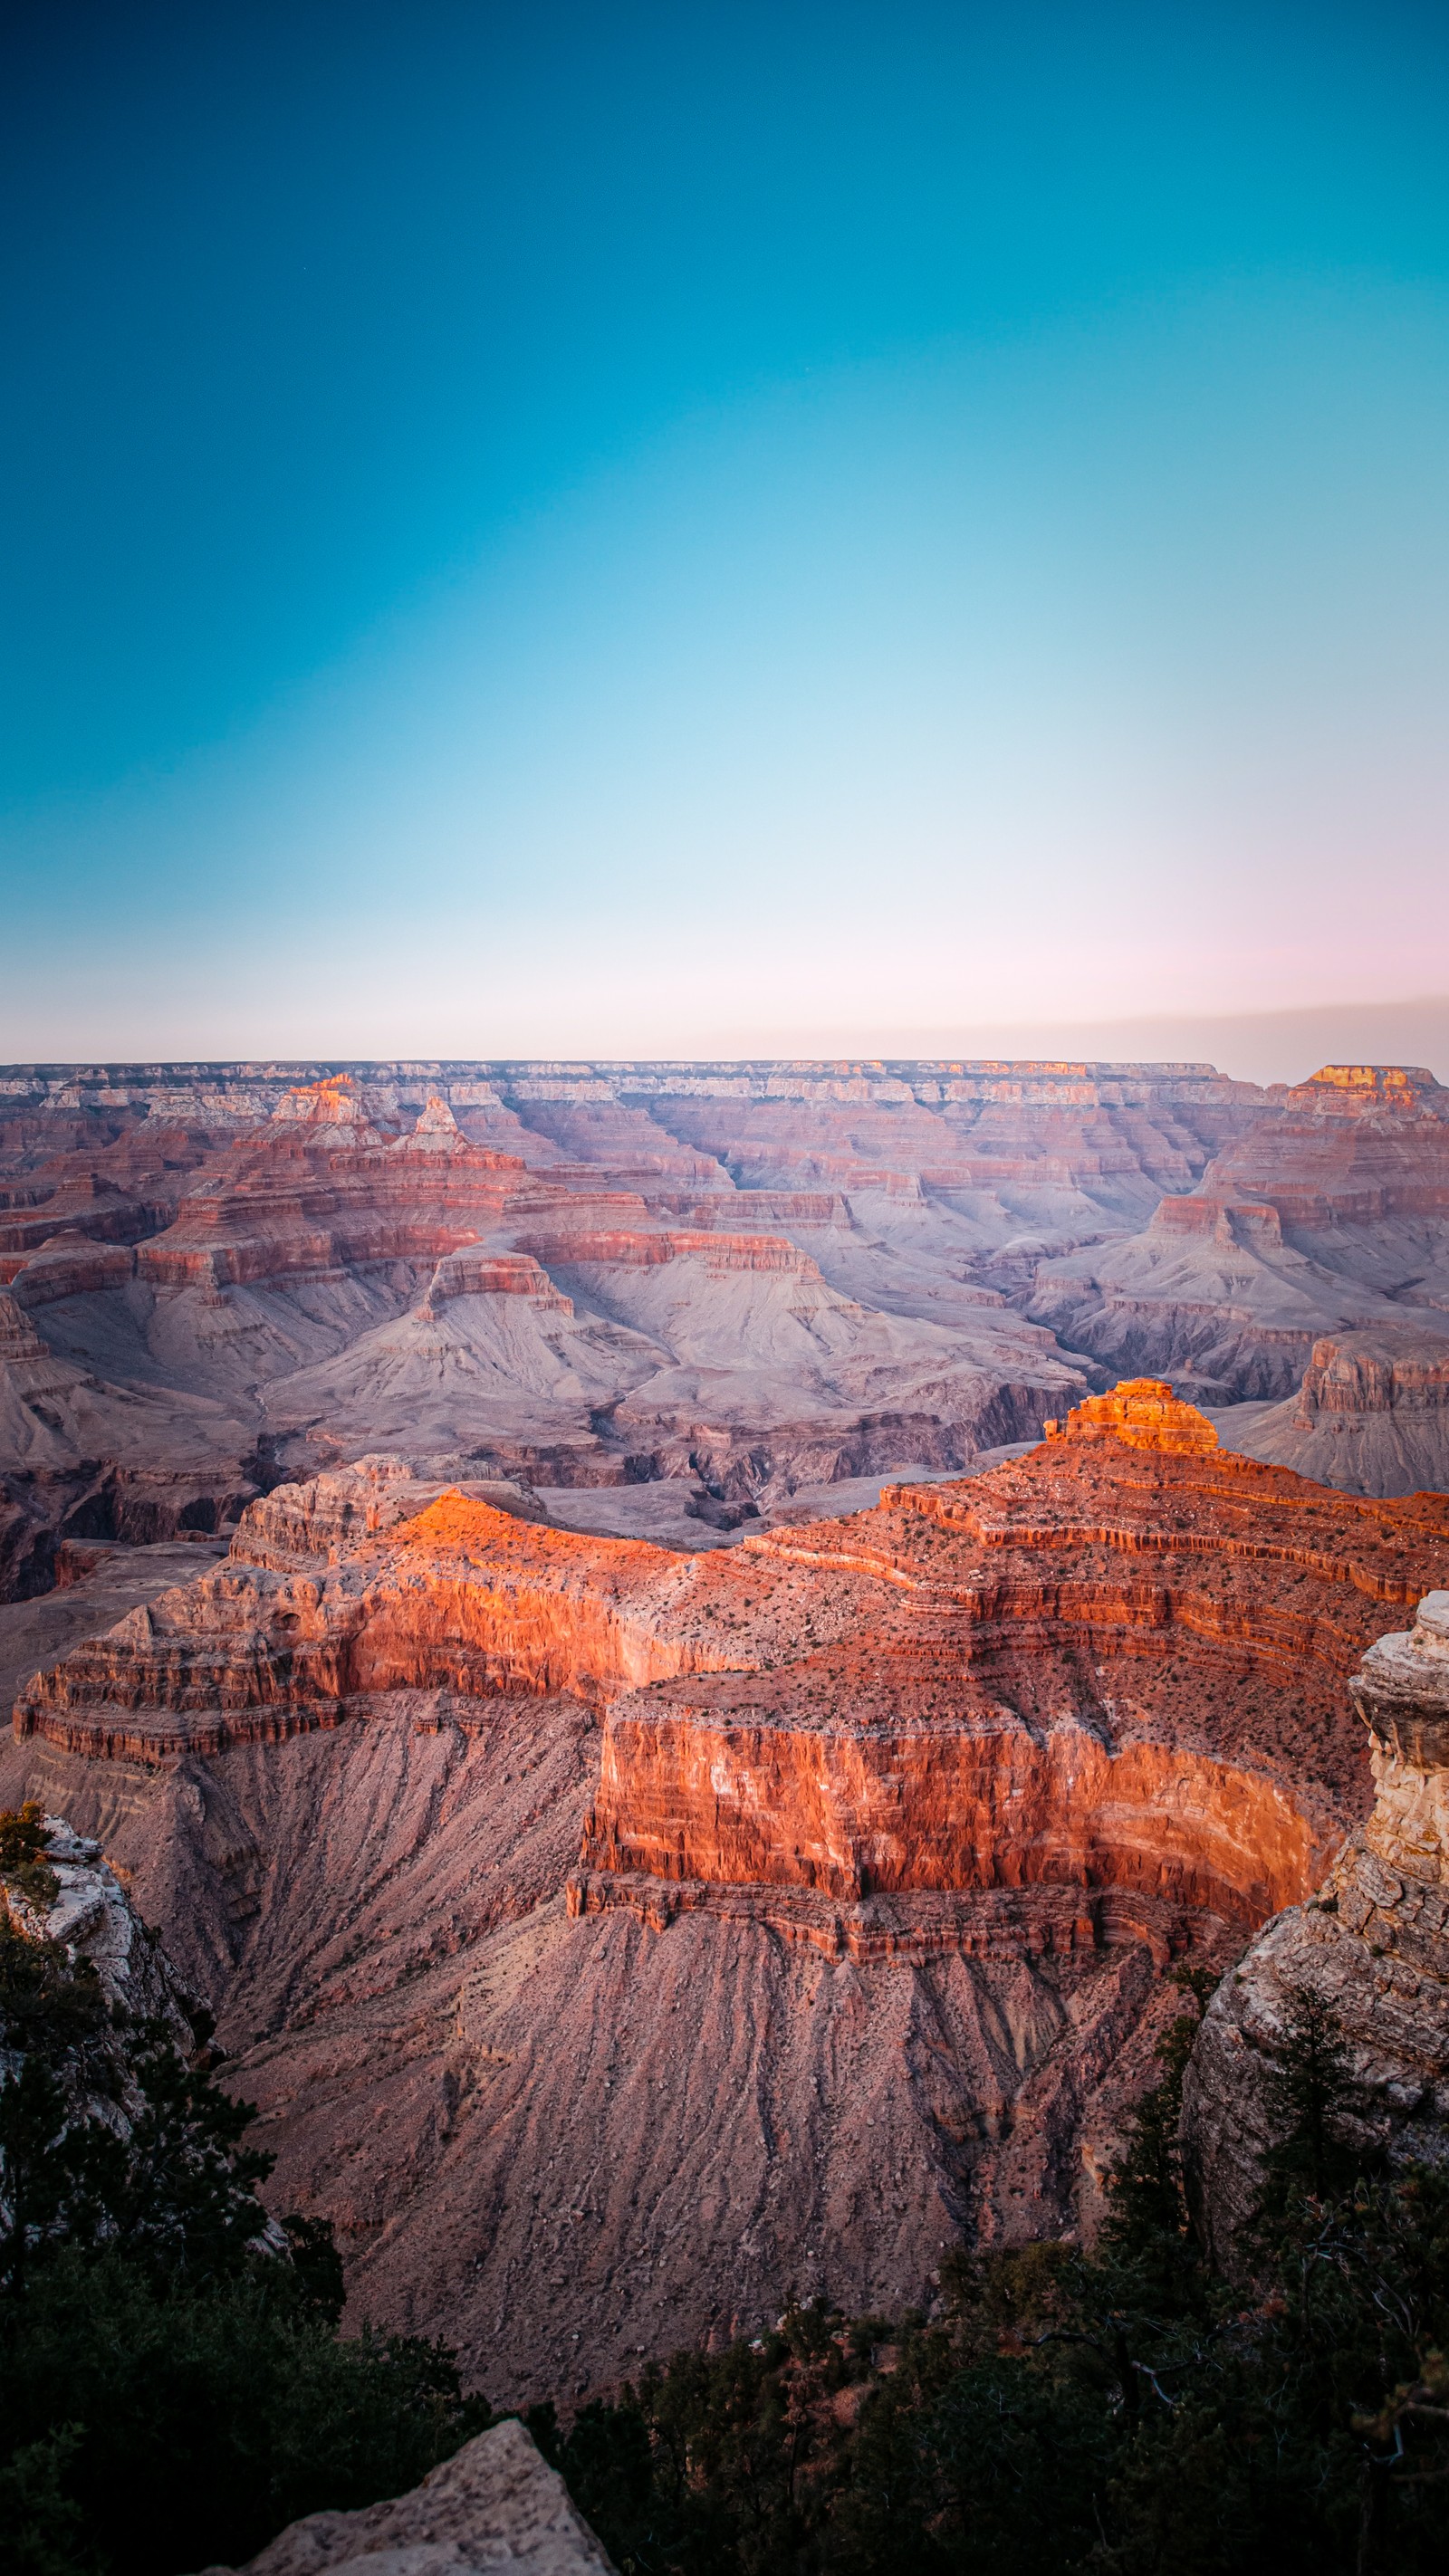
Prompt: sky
<box><xmin>5</xmin><ymin>0</ymin><xmax>1449</xmax><ymax>1072</ymax></box>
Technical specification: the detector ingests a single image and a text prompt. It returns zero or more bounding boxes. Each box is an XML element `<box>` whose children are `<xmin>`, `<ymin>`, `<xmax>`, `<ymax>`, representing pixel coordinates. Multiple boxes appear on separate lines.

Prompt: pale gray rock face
<box><xmin>197</xmin><ymin>2420</ymin><xmax>615</xmax><ymax>2576</ymax></box>
<box><xmin>1184</xmin><ymin>1592</ymin><xmax>1449</xmax><ymax>2264</ymax></box>
<box><xmin>0</xmin><ymin>1813</ymin><xmax>237</xmax><ymax>2260</ymax></box>
<box><xmin>2</xmin><ymin>1812</ymin><xmax>193</xmax><ymax>2037</ymax></box>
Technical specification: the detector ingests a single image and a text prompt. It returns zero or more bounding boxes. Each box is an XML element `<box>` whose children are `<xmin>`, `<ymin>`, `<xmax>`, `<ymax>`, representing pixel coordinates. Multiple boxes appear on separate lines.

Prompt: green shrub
<box><xmin>0</xmin><ymin>1888</ymin><xmax>489</xmax><ymax>2576</ymax></box>
<box><xmin>541</xmin><ymin>1980</ymin><xmax>1449</xmax><ymax>2576</ymax></box>
<box><xmin>0</xmin><ymin>1809</ymin><xmax>61</xmax><ymax>1918</ymax></box>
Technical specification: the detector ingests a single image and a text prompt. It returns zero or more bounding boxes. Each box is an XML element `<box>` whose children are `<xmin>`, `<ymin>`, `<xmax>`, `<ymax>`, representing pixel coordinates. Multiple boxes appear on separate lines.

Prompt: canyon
<box><xmin>3</xmin><ymin>1058</ymin><xmax>1448</xmax><ymax>1606</ymax></box>
<box><xmin>5</xmin><ymin>1056</ymin><xmax>1449</xmax><ymax>2404</ymax></box>
<box><xmin>1029</xmin><ymin>1060</ymin><xmax>1449</xmax><ymax>1415</ymax></box>
<box><xmin>5</xmin><ymin>1378</ymin><xmax>1446</xmax><ymax>2399</ymax></box>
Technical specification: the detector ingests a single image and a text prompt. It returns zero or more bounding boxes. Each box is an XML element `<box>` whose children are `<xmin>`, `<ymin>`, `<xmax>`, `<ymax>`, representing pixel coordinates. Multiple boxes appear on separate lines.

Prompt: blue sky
<box><xmin>5</xmin><ymin>1</ymin><xmax>1449</xmax><ymax>1064</ymax></box>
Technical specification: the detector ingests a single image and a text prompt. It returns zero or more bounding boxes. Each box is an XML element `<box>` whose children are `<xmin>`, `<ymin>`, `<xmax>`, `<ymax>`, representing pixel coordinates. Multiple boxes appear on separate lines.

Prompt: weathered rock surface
<box><xmin>576</xmin><ymin>1385</ymin><xmax>1445</xmax><ymax>1934</ymax></box>
<box><xmin>1184</xmin><ymin>1587</ymin><xmax>1449</xmax><ymax>2264</ymax></box>
<box><xmin>10</xmin><ymin>1064</ymin><xmax>1196</xmax><ymax>1585</ymax></box>
<box><xmin>7</xmin><ymin>1405</ymin><xmax>1444</xmax><ymax>2399</ymax></box>
<box><xmin>1042</xmin><ymin>1376</ymin><xmax>1220</xmax><ymax>1454</ymax></box>
<box><xmin>1211</xmin><ymin>1325</ymin><xmax>1449</xmax><ymax>1498</ymax></box>
<box><xmin>1</xmin><ymin>1810</ymin><xmax>193</xmax><ymax>2036</ymax></box>
<box><xmin>1030</xmin><ymin>1065</ymin><xmax>1449</xmax><ymax>1404</ymax></box>
<box><xmin>1</xmin><ymin>1812</ymin><xmax>205</xmax><ymax>2224</ymax></box>
<box><xmin>197</xmin><ymin>2419</ymin><xmax>615</xmax><ymax>2576</ymax></box>
<box><xmin>0</xmin><ymin>1538</ymin><xmax>230</xmax><ymax>1760</ymax></box>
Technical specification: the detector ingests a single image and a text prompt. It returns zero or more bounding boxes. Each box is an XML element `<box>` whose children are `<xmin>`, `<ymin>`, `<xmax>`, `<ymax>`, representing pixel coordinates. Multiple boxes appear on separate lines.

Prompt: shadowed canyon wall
<box><xmin>6</xmin><ymin>1382</ymin><xmax>1446</xmax><ymax>2397</ymax></box>
<box><xmin>1185</xmin><ymin>1585</ymin><xmax>1449</xmax><ymax>2259</ymax></box>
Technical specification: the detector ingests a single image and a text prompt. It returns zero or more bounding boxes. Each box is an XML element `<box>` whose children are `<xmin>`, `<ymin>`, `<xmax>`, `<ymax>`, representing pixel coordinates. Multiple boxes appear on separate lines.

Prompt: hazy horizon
<box><xmin>5</xmin><ymin>987</ymin><xmax>1448</xmax><ymax>1093</ymax></box>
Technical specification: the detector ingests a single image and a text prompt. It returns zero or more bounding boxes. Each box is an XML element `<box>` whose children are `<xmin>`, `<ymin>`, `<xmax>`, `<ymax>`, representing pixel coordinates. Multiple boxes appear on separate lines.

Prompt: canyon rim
<box><xmin>4</xmin><ymin>1058</ymin><xmax>1449</xmax><ymax>2410</ymax></box>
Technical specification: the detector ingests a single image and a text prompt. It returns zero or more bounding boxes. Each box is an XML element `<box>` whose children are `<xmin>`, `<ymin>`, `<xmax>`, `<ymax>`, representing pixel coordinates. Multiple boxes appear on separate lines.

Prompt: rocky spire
<box><xmin>1184</xmin><ymin>1590</ymin><xmax>1449</xmax><ymax>2263</ymax></box>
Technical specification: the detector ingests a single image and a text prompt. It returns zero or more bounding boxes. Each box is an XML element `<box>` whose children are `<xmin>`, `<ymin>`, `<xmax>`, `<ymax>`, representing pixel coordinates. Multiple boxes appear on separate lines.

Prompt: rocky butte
<box><xmin>1216</xmin><ymin>1322</ymin><xmax>1449</xmax><ymax>1499</ymax></box>
<box><xmin>5</xmin><ymin>1378</ymin><xmax>1446</xmax><ymax>2400</ymax></box>
<box><xmin>1029</xmin><ymin>1059</ymin><xmax>1449</xmax><ymax>1409</ymax></box>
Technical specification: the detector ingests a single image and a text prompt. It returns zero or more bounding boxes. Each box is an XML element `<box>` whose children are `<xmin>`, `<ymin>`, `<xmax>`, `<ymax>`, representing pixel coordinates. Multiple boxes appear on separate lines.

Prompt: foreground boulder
<box><xmin>198</xmin><ymin>2419</ymin><xmax>615</xmax><ymax>2576</ymax></box>
<box><xmin>1184</xmin><ymin>1587</ymin><xmax>1449</xmax><ymax>2260</ymax></box>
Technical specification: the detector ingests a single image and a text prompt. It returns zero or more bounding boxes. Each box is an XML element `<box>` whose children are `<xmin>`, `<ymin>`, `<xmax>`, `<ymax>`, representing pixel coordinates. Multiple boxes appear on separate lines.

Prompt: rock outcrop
<box><xmin>7</xmin><ymin>1404</ymin><xmax>1445</xmax><ymax>2397</ymax></box>
<box><xmin>574</xmin><ymin>1385</ymin><xmax>1445</xmax><ymax>1943</ymax></box>
<box><xmin>194</xmin><ymin>2410</ymin><xmax>610</xmax><ymax>2576</ymax></box>
<box><xmin>1</xmin><ymin>1810</ymin><xmax>194</xmax><ymax>2037</ymax></box>
<box><xmin>199</xmin><ymin>2420</ymin><xmax>616</xmax><ymax>2576</ymax></box>
<box><xmin>1184</xmin><ymin>1588</ymin><xmax>1449</xmax><ymax>2263</ymax></box>
<box><xmin>1</xmin><ymin>1811</ymin><xmax>209</xmax><ymax>2261</ymax></box>
<box><xmin>1042</xmin><ymin>1375</ymin><xmax>1219</xmax><ymax>1454</ymax></box>
<box><xmin>1029</xmin><ymin>1064</ymin><xmax>1449</xmax><ymax>1403</ymax></box>
<box><xmin>1213</xmin><ymin>1325</ymin><xmax>1449</xmax><ymax>1497</ymax></box>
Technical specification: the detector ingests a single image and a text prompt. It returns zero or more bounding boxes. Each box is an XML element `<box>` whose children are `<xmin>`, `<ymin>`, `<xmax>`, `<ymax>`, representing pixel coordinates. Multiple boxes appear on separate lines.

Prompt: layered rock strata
<box><xmin>575</xmin><ymin>1396</ymin><xmax>1446</xmax><ymax>1941</ymax></box>
<box><xmin>2</xmin><ymin>1068</ymin><xmax>1129</xmax><ymax>1587</ymax></box>
<box><xmin>1030</xmin><ymin>1064</ymin><xmax>1449</xmax><ymax>1404</ymax></box>
<box><xmin>5</xmin><ymin>1395</ymin><xmax>1445</xmax><ymax>2396</ymax></box>
<box><xmin>1213</xmin><ymin>1326</ymin><xmax>1449</xmax><ymax>1498</ymax></box>
<box><xmin>1185</xmin><ymin>1588</ymin><xmax>1449</xmax><ymax>2262</ymax></box>
<box><xmin>1042</xmin><ymin>1376</ymin><xmax>1220</xmax><ymax>1455</ymax></box>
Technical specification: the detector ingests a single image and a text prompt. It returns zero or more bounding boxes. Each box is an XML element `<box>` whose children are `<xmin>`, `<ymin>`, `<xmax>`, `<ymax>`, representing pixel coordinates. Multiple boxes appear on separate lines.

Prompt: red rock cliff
<box><xmin>19</xmin><ymin>1398</ymin><xmax>1446</xmax><ymax>1940</ymax></box>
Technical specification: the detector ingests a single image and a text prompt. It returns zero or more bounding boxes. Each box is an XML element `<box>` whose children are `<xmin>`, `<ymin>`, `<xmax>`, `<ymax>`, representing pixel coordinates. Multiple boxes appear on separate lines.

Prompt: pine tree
<box><xmin>1254</xmin><ymin>1984</ymin><xmax>1372</xmax><ymax>2231</ymax></box>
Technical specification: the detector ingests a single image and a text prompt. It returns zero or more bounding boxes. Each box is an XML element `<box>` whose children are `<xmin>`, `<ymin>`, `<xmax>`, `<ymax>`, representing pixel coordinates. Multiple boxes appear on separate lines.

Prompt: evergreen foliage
<box><xmin>532</xmin><ymin>1977</ymin><xmax>1449</xmax><ymax>2575</ymax></box>
<box><xmin>5</xmin><ymin>1817</ymin><xmax>1448</xmax><ymax>2576</ymax></box>
<box><xmin>0</xmin><ymin>1839</ymin><xmax>489</xmax><ymax>2576</ymax></box>
<box><xmin>1254</xmin><ymin>1982</ymin><xmax>1376</xmax><ymax>2221</ymax></box>
<box><xmin>0</xmin><ymin>1807</ymin><xmax>63</xmax><ymax>1923</ymax></box>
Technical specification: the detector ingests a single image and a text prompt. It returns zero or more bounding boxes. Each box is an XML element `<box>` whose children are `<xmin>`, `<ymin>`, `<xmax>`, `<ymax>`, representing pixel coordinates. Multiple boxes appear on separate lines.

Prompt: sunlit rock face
<box><xmin>1041</xmin><ymin>1374</ymin><xmax>1220</xmax><ymax>1455</ymax></box>
<box><xmin>1184</xmin><ymin>1588</ymin><xmax>1449</xmax><ymax>2265</ymax></box>
<box><xmin>6</xmin><ymin>1398</ymin><xmax>1445</xmax><ymax>2399</ymax></box>
<box><xmin>576</xmin><ymin>1381</ymin><xmax>1444</xmax><ymax>1936</ymax></box>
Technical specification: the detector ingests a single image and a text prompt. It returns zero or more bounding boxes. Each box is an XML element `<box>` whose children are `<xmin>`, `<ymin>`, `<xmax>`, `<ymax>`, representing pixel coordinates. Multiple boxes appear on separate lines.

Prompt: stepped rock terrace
<box><xmin>19</xmin><ymin>1387</ymin><xmax>1447</xmax><ymax>1940</ymax></box>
